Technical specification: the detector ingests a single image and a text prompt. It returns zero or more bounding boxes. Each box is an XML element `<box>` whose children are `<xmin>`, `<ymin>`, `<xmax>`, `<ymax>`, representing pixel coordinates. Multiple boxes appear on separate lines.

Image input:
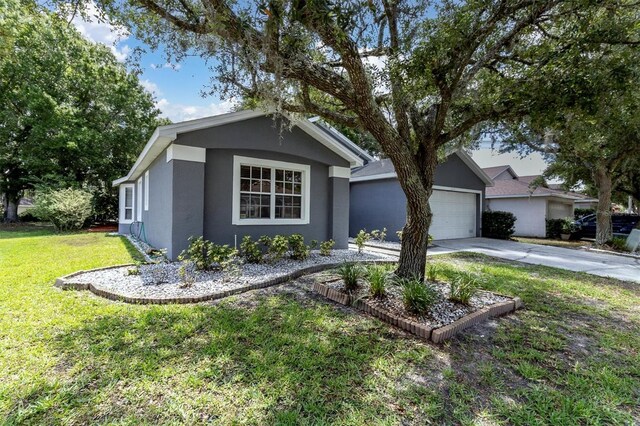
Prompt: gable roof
<box><xmin>350</xmin><ymin>150</ymin><xmax>494</xmax><ymax>186</ymax></box>
<box><xmin>308</xmin><ymin>117</ymin><xmax>375</xmax><ymax>165</ymax></box>
<box><xmin>113</xmin><ymin>110</ymin><xmax>365</xmax><ymax>186</ymax></box>
<box><xmin>482</xmin><ymin>165</ymin><xmax>512</xmax><ymax>179</ymax></box>
<box><xmin>485</xmin><ymin>172</ymin><xmax>586</xmax><ymax>200</ymax></box>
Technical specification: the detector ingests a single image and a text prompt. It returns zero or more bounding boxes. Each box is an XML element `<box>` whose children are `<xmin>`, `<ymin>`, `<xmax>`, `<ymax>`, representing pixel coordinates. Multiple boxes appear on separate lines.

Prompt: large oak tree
<box><xmin>81</xmin><ymin>0</ymin><xmax>636</xmax><ymax>278</ymax></box>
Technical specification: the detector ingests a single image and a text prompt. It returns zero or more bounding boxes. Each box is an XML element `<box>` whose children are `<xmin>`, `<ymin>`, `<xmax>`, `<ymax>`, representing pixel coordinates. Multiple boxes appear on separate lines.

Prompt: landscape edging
<box><xmin>311</xmin><ymin>282</ymin><xmax>522</xmax><ymax>344</ymax></box>
<box><xmin>55</xmin><ymin>260</ymin><xmax>397</xmax><ymax>305</ymax></box>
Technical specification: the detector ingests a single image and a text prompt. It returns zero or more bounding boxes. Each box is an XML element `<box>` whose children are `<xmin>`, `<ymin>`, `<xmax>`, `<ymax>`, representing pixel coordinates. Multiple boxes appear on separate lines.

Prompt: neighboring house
<box><xmin>18</xmin><ymin>198</ymin><xmax>34</xmax><ymax>215</ymax></box>
<box><xmin>482</xmin><ymin>165</ymin><xmax>585</xmax><ymax>237</ymax></box>
<box><xmin>113</xmin><ymin>110</ymin><xmax>366</xmax><ymax>259</ymax></box>
<box><xmin>349</xmin><ymin>151</ymin><xmax>493</xmax><ymax>241</ymax></box>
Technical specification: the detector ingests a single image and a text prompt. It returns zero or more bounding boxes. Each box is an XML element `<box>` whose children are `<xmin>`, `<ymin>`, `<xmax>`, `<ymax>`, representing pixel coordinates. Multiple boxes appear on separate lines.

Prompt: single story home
<box><xmin>114</xmin><ymin>110</ymin><xmax>368</xmax><ymax>259</ymax></box>
<box><xmin>349</xmin><ymin>151</ymin><xmax>494</xmax><ymax>241</ymax></box>
<box><xmin>482</xmin><ymin>165</ymin><xmax>585</xmax><ymax>237</ymax></box>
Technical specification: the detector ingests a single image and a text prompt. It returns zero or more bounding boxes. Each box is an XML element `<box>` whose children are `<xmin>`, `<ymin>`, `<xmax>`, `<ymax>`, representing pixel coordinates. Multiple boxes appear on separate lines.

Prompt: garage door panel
<box><xmin>429</xmin><ymin>190</ymin><xmax>476</xmax><ymax>240</ymax></box>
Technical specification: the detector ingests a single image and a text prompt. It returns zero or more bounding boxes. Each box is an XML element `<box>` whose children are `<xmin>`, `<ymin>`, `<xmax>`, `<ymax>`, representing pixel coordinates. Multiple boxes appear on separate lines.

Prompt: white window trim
<box><xmin>144</xmin><ymin>170</ymin><xmax>149</xmax><ymax>211</ymax></box>
<box><xmin>119</xmin><ymin>184</ymin><xmax>135</xmax><ymax>224</ymax></box>
<box><xmin>136</xmin><ymin>178</ymin><xmax>143</xmax><ymax>222</ymax></box>
<box><xmin>232</xmin><ymin>155</ymin><xmax>311</xmax><ymax>225</ymax></box>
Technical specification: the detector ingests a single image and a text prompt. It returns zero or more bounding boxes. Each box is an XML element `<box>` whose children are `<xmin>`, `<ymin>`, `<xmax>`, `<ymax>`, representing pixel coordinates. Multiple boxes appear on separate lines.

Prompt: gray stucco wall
<box><xmin>349</xmin><ymin>154</ymin><xmax>486</xmax><ymax>240</ymax></box>
<box><xmin>140</xmin><ymin>148</ymin><xmax>174</xmax><ymax>255</ymax></box>
<box><xmin>170</xmin><ymin>159</ymin><xmax>205</xmax><ymax>259</ymax></box>
<box><xmin>177</xmin><ymin>116</ymin><xmax>351</xmax><ymax>168</ymax></box>
<box><xmin>203</xmin><ymin>148</ymin><xmax>349</xmax><ymax>249</ymax></box>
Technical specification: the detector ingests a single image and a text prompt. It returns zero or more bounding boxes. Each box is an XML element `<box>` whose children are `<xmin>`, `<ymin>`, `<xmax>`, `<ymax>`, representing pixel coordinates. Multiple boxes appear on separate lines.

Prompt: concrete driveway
<box><xmin>429</xmin><ymin>238</ymin><xmax>640</xmax><ymax>283</ymax></box>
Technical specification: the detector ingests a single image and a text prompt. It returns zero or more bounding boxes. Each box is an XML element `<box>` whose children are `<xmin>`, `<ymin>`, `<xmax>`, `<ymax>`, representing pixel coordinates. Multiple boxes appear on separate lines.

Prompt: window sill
<box><xmin>232</xmin><ymin>219</ymin><xmax>310</xmax><ymax>226</ymax></box>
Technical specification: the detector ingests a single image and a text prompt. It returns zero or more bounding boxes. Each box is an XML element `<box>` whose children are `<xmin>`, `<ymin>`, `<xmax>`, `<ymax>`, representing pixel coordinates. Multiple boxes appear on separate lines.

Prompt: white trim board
<box><xmin>119</xmin><ymin>184</ymin><xmax>135</xmax><ymax>225</ymax></box>
<box><xmin>329</xmin><ymin>166</ymin><xmax>351</xmax><ymax>179</ymax></box>
<box><xmin>231</xmin><ymin>155</ymin><xmax>311</xmax><ymax>226</ymax></box>
<box><xmin>166</xmin><ymin>144</ymin><xmax>206</xmax><ymax>163</ymax></box>
<box><xmin>144</xmin><ymin>171</ymin><xmax>149</xmax><ymax>211</ymax></box>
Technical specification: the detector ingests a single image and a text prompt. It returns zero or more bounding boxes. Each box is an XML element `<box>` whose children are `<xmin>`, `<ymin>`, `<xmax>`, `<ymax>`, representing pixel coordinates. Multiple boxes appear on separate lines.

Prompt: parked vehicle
<box><xmin>573</xmin><ymin>214</ymin><xmax>640</xmax><ymax>239</ymax></box>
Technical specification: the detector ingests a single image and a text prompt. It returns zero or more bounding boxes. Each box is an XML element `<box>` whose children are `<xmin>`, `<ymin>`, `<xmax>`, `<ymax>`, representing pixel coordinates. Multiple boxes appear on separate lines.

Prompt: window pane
<box><xmin>125</xmin><ymin>188</ymin><xmax>133</xmax><ymax>207</ymax></box>
<box><xmin>285</xmin><ymin>170</ymin><xmax>293</xmax><ymax>182</ymax></box>
<box><xmin>293</xmin><ymin>183</ymin><xmax>301</xmax><ymax>194</ymax></box>
<box><xmin>251</xmin><ymin>179</ymin><xmax>261</xmax><ymax>192</ymax></box>
<box><xmin>293</xmin><ymin>171</ymin><xmax>302</xmax><ymax>183</ymax></box>
<box><xmin>262</xmin><ymin>180</ymin><xmax>271</xmax><ymax>192</ymax></box>
<box><xmin>292</xmin><ymin>196</ymin><xmax>301</xmax><ymax>208</ymax></box>
<box><xmin>262</xmin><ymin>168</ymin><xmax>271</xmax><ymax>180</ymax></box>
<box><xmin>275</xmin><ymin>181</ymin><xmax>284</xmax><ymax>194</ymax></box>
<box><xmin>241</xmin><ymin>178</ymin><xmax>250</xmax><ymax>192</ymax></box>
<box><xmin>241</xmin><ymin>165</ymin><xmax>251</xmax><ymax>178</ymax></box>
<box><xmin>276</xmin><ymin>169</ymin><xmax>283</xmax><ymax>181</ymax></box>
<box><xmin>291</xmin><ymin>207</ymin><xmax>301</xmax><ymax>219</ymax></box>
<box><xmin>125</xmin><ymin>208</ymin><xmax>132</xmax><ymax>220</ymax></box>
<box><xmin>251</xmin><ymin>166</ymin><xmax>260</xmax><ymax>179</ymax></box>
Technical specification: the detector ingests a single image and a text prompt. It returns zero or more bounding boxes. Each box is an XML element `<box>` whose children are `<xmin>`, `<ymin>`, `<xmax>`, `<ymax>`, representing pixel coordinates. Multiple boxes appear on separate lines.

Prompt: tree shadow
<box><xmin>8</xmin><ymin>293</ymin><xmax>409</xmax><ymax>424</ymax></box>
<box><xmin>0</xmin><ymin>223</ymin><xmax>55</xmax><ymax>239</ymax></box>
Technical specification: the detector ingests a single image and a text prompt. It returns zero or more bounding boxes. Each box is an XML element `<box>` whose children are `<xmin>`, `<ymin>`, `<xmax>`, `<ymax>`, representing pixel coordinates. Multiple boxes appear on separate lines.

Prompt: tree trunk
<box><xmin>3</xmin><ymin>191</ymin><xmax>19</xmax><ymax>222</ymax></box>
<box><xmin>593</xmin><ymin>166</ymin><xmax>613</xmax><ymax>246</ymax></box>
<box><xmin>396</xmin><ymin>192</ymin><xmax>432</xmax><ymax>280</ymax></box>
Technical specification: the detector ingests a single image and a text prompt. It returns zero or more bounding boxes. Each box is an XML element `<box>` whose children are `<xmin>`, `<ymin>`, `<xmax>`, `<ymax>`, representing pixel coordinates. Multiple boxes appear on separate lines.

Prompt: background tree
<box><xmin>0</xmin><ymin>0</ymin><xmax>163</xmax><ymax>222</ymax></box>
<box><xmin>496</xmin><ymin>38</ymin><xmax>640</xmax><ymax>245</ymax></box>
<box><xmin>78</xmin><ymin>0</ymin><xmax>638</xmax><ymax>278</ymax></box>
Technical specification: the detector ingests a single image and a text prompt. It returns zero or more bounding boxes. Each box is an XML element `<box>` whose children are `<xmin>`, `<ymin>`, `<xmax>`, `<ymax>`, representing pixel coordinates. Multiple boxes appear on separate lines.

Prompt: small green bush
<box><xmin>426</xmin><ymin>264</ymin><xmax>439</xmax><ymax>282</ymax></box>
<box><xmin>319</xmin><ymin>239</ymin><xmax>335</xmax><ymax>256</ymax></box>
<box><xmin>399</xmin><ymin>277</ymin><xmax>439</xmax><ymax>315</ymax></box>
<box><xmin>367</xmin><ymin>265</ymin><xmax>387</xmax><ymax>298</ymax></box>
<box><xmin>288</xmin><ymin>234</ymin><xmax>310</xmax><ymax>260</ymax></box>
<box><xmin>32</xmin><ymin>188</ymin><xmax>93</xmax><ymax>231</ymax></box>
<box><xmin>179</xmin><ymin>236</ymin><xmax>236</xmax><ymax>271</ymax></box>
<box><xmin>267</xmin><ymin>235</ymin><xmax>289</xmax><ymax>262</ymax></box>
<box><xmin>482</xmin><ymin>211</ymin><xmax>516</xmax><ymax>239</ymax></box>
<box><xmin>608</xmin><ymin>237</ymin><xmax>630</xmax><ymax>252</ymax></box>
<box><xmin>371</xmin><ymin>228</ymin><xmax>387</xmax><ymax>242</ymax></box>
<box><xmin>178</xmin><ymin>260</ymin><xmax>198</xmax><ymax>288</ymax></box>
<box><xmin>546</xmin><ymin>218</ymin><xmax>564</xmax><ymax>238</ymax></box>
<box><xmin>240</xmin><ymin>235</ymin><xmax>263</xmax><ymax>263</ymax></box>
<box><xmin>560</xmin><ymin>217</ymin><xmax>578</xmax><ymax>234</ymax></box>
<box><xmin>355</xmin><ymin>229</ymin><xmax>371</xmax><ymax>253</ymax></box>
<box><xmin>338</xmin><ymin>262</ymin><xmax>363</xmax><ymax>292</ymax></box>
<box><xmin>310</xmin><ymin>239</ymin><xmax>319</xmax><ymax>250</ymax></box>
<box><xmin>449</xmin><ymin>272</ymin><xmax>480</xmax><ymax>304</ymax></box>
<box><xmin>258</xmin><ymin>235</ymin><xmax>272</xmax><ymax>248</ymax></box>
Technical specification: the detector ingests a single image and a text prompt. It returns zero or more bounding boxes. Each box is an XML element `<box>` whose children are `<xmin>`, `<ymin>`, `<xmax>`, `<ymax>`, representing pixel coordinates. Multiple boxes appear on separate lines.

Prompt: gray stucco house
<box><xmin>349</xmin><ymin>151</ymin><xmax>493</xmax><ymax>241</ymax></box>
<box><xmin>114</xmin><ymin>110</ymin><xmax>368</xmax><ymax>259</ymax></box>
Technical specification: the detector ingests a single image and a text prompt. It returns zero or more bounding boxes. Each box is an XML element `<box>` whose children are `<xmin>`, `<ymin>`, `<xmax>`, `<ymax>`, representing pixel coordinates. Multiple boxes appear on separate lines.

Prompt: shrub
<box><xmin>399</xmin><ymin>277</ymin><xmax>439</xmax><ymax>314</ymax></box>
<box><xmin>449</xmin><ymin>272</ymin><xmax>480</xmax><ymax>304</ymax></box>
<box><xmin>18</xmin><ymin>210</ymin><xmax>38</xmax><ymax>222</ymax></box>
<box><xmin>267</xmin><ymin>235</ymin><xmax>289</xmax><ymax>262</ymax></box>
<box><xmin>560</xmin><ymin>217</ymin><xmax>578</xmax><ymax>234</ymax></box>
<box><xmin>179</xmin><ymin>236</ymin><xmax>237</xmax><ymax>271</ymax></box>
<box><xmin>482</xmin><ymin>211</ymin><xmax>516</xmax><ymax>239</ymax></box>
<box><xmin>546</xmin><ymin>218</ymin><xmax>564</xmax><ymax>238</ymax></box>
<box><xmin>608</xmin><ymin>237</ymin><xmax>630</xmax><ymax>252</ymax></box>
<box><xmin>258</xmin><ymin>235</ymin><xmax>272</xmax><ymax>248</ymax></box>
<box><xmin>371</xmin><ymin>228</ymin><xmax>387</xmax><ymax>242</ymax></box>
<box><xmin>355</xmin><ymin>229</ymin><xmax>371</xmax><ymax>253</ymax></box>
<box><xmin>574</xmin><ymin>208</ymin><xmax>596</xmax><ymax>219</ymax></box>
<box><xmin>178</xmin><ymin>260</ymin><xmax>198</xmax><ymax>288</ymax></box>
<box><xmin>240</xmin><ymin>235</ymin><xmax>263</xmax><ymax>263</ymax></box>
<box><xmin>310</xmin><ymin>240</ymin><xmax>319</xmax><ymax>250</ymax></box>
<box><xmin>319</xmin><ymin>239</ymin><xmax>335</xmax><ymax>256</ymax></box>
<box><xmin>32</xmin><ymin>188</ymin><xmax>93</xmax><ymax>231</ymax></box>
<box><xmin>338</xmin><ymin>262</ymin><xmax>363</xmax><ymax>292</ymax></box>
<box><xmin>426</xmin><ymin>264</ymin><xmax>439</xmax><ymax>282</ymax></box>
<box><xmin>288</xmin><ymin>233</ymin><xmax>310</xmax><ymax>260</ymax></box>
<box><xmin>367</xmin><ymin>265</ymin><xmax>387</xmax><ymax>298</ymax></box>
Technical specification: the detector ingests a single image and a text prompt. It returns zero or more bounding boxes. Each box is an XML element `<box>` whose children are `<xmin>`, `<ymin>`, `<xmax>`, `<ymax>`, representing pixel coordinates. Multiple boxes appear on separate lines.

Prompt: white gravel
<box><xmin>71</xmin><ymin>250</ymin><xmax>396</xmax><ymax>300</ymax></box>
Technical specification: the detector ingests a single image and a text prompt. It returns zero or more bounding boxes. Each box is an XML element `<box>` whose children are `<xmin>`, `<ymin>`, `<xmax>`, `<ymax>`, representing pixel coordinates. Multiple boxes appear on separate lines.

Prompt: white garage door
<box><xmin>547</xmin><ymin>201</ymin><xmax>573</xmax><ymax>220</ymax></box>
<box><xmin>429</xmin><ymin>190</ymin><xmax>477</xmax><ymax>240</ymax></box>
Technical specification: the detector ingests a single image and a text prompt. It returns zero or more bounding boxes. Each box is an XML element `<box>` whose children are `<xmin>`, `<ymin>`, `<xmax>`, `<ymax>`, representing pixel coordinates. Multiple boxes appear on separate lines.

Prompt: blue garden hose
<box><xmin>129</xmin><ymin>221</ymin><xmax>148</xmax><ymax>245</ymax></box>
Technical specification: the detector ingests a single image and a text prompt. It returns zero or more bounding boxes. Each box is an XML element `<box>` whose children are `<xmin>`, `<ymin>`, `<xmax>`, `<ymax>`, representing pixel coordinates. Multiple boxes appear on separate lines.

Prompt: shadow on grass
<box><xmin>0</xmin><ymin>223</ymin><xmax>55</xmax><ymax>239</ymax></box>
<box><xmin>9</xmin><ymin>296</ymin><xmax>405</xmax><ymax>424</ymax></box>
<box><xmin>110</xmin><ymin>234</ymin><xmax>147</xmax><ymax>263</ymax></box>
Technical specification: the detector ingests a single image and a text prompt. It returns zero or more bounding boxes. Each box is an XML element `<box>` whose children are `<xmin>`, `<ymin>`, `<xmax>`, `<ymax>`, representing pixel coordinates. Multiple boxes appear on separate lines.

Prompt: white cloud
<box><xmin>140</xmin><ymin>79</ymin><xmax>161</xmax><ymax>96</ymax></box>
<box><xmin>156</xmin><ymin>98</ymin><xmax>238</xmax><ymax>122</ymax></box>
<box><xmin>68</xmin><ymin>1</ymin><xmax>131</xmax><ymax>62</ymax></box>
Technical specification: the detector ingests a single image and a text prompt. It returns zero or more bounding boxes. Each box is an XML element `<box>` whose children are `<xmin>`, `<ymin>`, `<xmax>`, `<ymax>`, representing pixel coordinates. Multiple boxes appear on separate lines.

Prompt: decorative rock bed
<box><xmin>311</xmin><ymin>274</ymin><xmax>522</xmax><ymax>344</ymax></box>
<box><xmin>54</xmin><ymin>250</ymin><xmax>397</xmax><ymax>304</ymax></box>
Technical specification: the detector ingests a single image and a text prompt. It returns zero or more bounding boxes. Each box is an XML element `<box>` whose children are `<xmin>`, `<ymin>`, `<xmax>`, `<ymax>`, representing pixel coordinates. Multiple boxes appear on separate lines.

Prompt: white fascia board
<box><xmin>309</xmin><ymin>117</ymin><xmax>375</xmax><ymax>163</ymax></box>
<box><xmin>486</xmin><ymin>193</ymin><xmax>582</xmax><ymax>200</ymax></box>
<box><xmin>166</xmin><ymin>144</ymin><xmax>207</xmax><ymax>163</ymax></box>
<box><xmin>329</xmin><ymin>166</ymin><xmax>351</xmax><ymax>179</ymax></box>
<box><xmin>350</xmin><ymin>172</ymin><xmax>397</xmax><ymax>182</ymax></box>
<box><xmin>112</xmin><ymin>129</ymin><xmax>177</xmax><ymax>186</ymax></box>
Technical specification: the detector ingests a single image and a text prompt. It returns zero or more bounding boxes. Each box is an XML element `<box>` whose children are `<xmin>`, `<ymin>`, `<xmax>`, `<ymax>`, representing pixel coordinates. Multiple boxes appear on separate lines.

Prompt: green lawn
<box><xmin>1</xmin><ymin>226</ymin><xmax>638</xmax><ymax>425</ymax></box>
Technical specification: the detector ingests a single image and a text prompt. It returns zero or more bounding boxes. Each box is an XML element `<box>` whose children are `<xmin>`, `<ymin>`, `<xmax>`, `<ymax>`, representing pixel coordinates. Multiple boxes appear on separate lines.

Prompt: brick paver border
<box><xmin>312</xmin><ymin>281</ymin><xmax>522</xmax><ymax>344</ymax></box>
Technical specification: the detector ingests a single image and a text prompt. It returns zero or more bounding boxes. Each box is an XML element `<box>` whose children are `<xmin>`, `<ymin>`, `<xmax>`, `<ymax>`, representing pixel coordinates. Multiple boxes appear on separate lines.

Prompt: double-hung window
<box><xmin>119</xmin><ymin>184</ymin><xmax>134</xmax><ymax>224</ymax></box>
<box><xmin>233</xmin><ymin>156</ymin><xmax>310</xmax><ymax>225</ymax></box>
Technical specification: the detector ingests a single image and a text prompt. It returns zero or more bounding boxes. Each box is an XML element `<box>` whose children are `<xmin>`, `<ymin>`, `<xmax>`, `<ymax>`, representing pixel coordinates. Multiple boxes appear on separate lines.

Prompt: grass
<box><xmin>513</xmin><ymin>236</ymin><xmax>591</xmax><ymax>249</ymax></box>
<box><xmin>1</xmin><ymin>226</ymin><xmax>639</xmax><ymax>424</ymax></box>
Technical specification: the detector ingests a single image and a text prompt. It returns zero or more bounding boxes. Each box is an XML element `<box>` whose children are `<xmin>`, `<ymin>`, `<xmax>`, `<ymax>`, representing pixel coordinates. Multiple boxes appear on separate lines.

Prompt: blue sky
<box><xmin>70</xmin><ymin>2</ymin><xmax>237</xmax><ymax>122</ymax></box>
<box><xmin>71</xmin><ymin>2</ymin><xmax>551</xmax><ymax>176</ymax></box>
